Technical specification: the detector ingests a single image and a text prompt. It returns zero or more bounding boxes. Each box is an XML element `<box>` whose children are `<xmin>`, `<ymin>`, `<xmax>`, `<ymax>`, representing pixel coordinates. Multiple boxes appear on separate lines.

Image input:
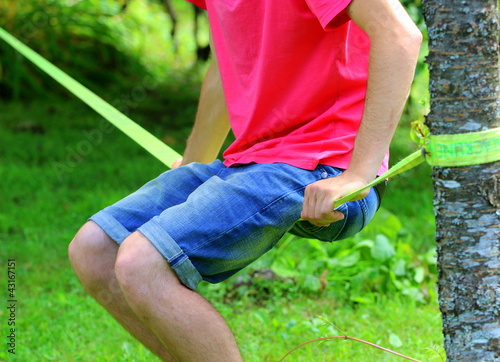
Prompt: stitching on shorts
<box><xmin>330</xmin><ymin>203</ymin><xmax>348</xmax><ymax>240</ymax></box>
<box><xmin>296</xmin><ymin>203</ymin><xmax>348</xmax><ymax>242</ymax></box>
<box><xmin>358</xmin><ymin>197</ymin><xmax>368</xmax><ymax>230</ymax></box>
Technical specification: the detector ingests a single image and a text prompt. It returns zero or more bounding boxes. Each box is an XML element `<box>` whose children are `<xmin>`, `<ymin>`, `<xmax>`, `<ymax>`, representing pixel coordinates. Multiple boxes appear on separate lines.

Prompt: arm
<box><xmin>301</xmin><ymin>0</ymin><xmax>422</xmax><ymax>225</ymax></box>
<box><xmin>174</xmin><ymin>39</ymin><xmax>231</xmax><ymax>168</ymax></box>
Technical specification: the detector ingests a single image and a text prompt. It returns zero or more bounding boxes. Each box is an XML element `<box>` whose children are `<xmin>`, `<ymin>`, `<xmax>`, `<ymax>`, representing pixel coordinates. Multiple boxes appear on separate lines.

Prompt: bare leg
<box><xmin>68</xmin><ymin>221</ymin><xmax>175</xmax><ymax>361</ymax></box>
<box><xmin>114</xmin><ymin>231</ymin><xmax>243</xmax><ymax>362</ymax></box>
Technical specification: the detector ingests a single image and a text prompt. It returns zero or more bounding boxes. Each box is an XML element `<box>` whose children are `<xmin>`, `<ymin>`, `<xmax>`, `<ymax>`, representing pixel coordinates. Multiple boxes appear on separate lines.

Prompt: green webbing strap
<box><xmin>411</xmin><ymin>119</ymin><xmax>500</xmax><ymax>167</ymax></box>
<box><xmin>334</xmin><ymin>125</ymin><xmax>500</xmax><ymax>207</ymax></box>
<box><xmin>1</xmin><ymin>27</ymin><xmax>499</xmax><ymax>209</ymax></box>
<box><xmin>0</xmin><ymin>27</ymin><xmax>181</xmax><ymax>168</ymax></box>
<box><xmin>333</xmin><ymin>149</ymin><xmax>425</xmax><ymax>208</ymax></box>
<box><xmin>333</xmin><ymin>123</ymin><xmax>500</xmax><ymax>206</ymax></box>
<box><xmin>426</xmin><ymin>128</ymin><xmax>500</xmax><ymax>167</ymax></box>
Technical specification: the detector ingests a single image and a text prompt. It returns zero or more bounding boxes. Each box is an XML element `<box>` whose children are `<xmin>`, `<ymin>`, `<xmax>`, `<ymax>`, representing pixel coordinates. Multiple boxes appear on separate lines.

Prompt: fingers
<box><xmin>300</xmin><ymin>180</ymin><xmax>346</xmax><ymax>226</ymax></box>
<box><xmin>306</xmin><ymin>210</ymin><xmax>345</xmax><ymax>227</ymax></box>
<box><xmin>300</xmin><ymin>175</ymin><xmax>371</xmax><ymax>226</ymax></box>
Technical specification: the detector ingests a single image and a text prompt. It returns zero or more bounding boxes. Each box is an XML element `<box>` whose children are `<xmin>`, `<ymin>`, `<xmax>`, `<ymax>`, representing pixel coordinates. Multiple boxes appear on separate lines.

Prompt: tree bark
<box><xmin>422</xmin><ymin>0</ymin><xmax>500</xmax><ymax>360</ymax></box>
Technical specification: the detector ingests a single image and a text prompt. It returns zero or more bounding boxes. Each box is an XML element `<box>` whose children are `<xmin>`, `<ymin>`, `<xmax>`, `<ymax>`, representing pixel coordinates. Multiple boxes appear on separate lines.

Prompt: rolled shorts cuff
<box><xmin>90</xmin><ymin>210</ymin><xmax>202</xmax><ymax>290</ymax></box>
<box><xmin>138</xmin><ymin>220</ymin><xmax>202</xmax><ymax>291</ymax></box>
<box><xmin>89</xmin><ymin>210</ymin><xmax>132</xmax><ymax>244</ymax></box>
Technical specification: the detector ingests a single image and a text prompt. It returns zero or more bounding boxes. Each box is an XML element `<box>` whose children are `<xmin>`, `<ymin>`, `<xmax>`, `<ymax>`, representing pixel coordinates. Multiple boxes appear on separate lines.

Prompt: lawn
<box><xmin>0</xmin><ymin>77</ymin><xmax>442</xmax><ymax>361</ymax></box>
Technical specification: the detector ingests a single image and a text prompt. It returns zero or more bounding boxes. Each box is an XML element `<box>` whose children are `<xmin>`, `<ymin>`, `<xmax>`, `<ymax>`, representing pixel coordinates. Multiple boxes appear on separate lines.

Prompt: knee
<box><xmin>114</xmin><ymin>232</ymin><xmax>180</xmax><ymax>301</ymax></box>
<box><xmin>69</xmin><ymin>221</ymin><xmax>111</xmax><ymax>264</ymax></box>
<box><xmin>114</xmin><ymin>237</ymin><xmax>148</xmax><ymax>295</ymax></box>
<box><xmin>68</xmin><ymin>221</ymin><xmax>117</xmax><ymax>286</ymax></box>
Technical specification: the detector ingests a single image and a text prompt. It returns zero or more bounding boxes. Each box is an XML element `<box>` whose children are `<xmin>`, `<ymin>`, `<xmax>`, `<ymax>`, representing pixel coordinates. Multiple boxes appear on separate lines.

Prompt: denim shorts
<box><xmin>90</xmin><ymin>161</ymin><xmax>380</xmax><ymax>290</ymax></box>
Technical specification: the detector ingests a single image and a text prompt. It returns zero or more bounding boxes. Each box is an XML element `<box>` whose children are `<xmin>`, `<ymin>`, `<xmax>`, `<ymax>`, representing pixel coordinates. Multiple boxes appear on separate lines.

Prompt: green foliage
<box><xmin>0</xmin><ymin>0</ymin><xmax>135</xmax><ymax>98</ymax></box>
<box><xmin>0</xmin><ymin>1</ymin><xmax>439</xmax><ymax>358</ymax></box>
<box><xmin>0</xmin><ymin>0</ymin><xmax>201</xmax><ymax>100</ymax></box>
<box><xmin>203</xmin><ymin>207</ymin><xmax>437</xmax><ymax>308</ymax></box>
<box><xmin>277</xmin><ymin>315</ymin><xmax>442</xmax><ymax>362</ymax></box>
<box><xmin>402</xmin><ymin>0</ymin><xmax>425</xmax><ymax>30</ymax></box>
<box><xmin>0</xmin><ymin>76</ymin><xmax>439</xmax><ymax>361</ymax></box>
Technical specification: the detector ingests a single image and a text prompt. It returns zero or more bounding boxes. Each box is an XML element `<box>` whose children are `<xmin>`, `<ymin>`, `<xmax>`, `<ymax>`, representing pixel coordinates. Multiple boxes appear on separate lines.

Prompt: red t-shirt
<box><xmin>187</xmin><ymin>0</ymin><xmax>388</xmax><ymax>174</ymax></box>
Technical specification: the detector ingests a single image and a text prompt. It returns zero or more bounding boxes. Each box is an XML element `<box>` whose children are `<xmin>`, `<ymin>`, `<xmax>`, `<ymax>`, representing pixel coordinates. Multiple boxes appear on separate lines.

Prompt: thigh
<box><xmin>137</xmin><ymin>162</ymin><xmax>329</xmax><ymax>289</ymax></box>
<box><xmin>89</xmin><ymin>161</ymin><xmax>226</xmax><ymax>243</ymax></box>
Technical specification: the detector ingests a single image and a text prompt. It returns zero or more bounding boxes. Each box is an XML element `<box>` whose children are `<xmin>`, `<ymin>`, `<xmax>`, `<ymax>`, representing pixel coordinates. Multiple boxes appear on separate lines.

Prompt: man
<box><xmin>68</xmin><ymin>0</ymin><xmax>422</xmax><ymax>360</ymax></box>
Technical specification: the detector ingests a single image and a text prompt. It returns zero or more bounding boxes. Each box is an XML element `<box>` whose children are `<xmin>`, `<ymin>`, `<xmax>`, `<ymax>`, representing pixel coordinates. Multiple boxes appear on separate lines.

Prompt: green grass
<box><xmin>0</xmin><ymin>79</ymin><xmax>442</xmax><ymax>361</ymax></box>
<box><xmin>232</xmin><ymin>298</ymin><xmax>443</xmax><ymax>361</ymax></box>
<box><xmin>0</xmin><ymin>2</ymin><xmax>443</xmax><ymax>360</ymax></box>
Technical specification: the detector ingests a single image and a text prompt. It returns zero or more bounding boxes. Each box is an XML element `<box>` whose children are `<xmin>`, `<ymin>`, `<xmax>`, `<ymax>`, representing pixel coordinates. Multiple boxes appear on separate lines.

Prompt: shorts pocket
<box><xmin>288</xmin><ymin>204</ymin><xmax>349</xmax><ymax>242</ymax></box>
<box><xmin>288</xmin><ymin>188</ymin><xmax>380</xmax><ymax>243</ymax></box>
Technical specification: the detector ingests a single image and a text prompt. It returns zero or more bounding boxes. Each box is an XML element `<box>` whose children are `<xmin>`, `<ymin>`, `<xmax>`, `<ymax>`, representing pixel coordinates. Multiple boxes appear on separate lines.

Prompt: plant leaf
<box><xmin>389</xmin><ymin>332</ymin><xmax>403</xmax><ymax>347</ymax></box>
<box><xmin>371</xmin><ymin>235</ymin><xmax>396</xmax><ymax>261</ymax></box>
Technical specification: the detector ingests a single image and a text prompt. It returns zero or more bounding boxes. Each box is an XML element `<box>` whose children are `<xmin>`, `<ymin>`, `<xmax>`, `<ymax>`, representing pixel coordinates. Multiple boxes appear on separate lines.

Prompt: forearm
<box><xmin>346</xmin><ymin>0</ymin><xmax>422</xmax><ymax>182</ymax></box>
<box><xmin>181</xmin><ymin>58</ymin><xmax>231</xmax><ymax>165</ymax></box>
<box><xmin>300</xmin><ymin>1</ymin><xmax>422</xmax><ymax>225</ymax></box>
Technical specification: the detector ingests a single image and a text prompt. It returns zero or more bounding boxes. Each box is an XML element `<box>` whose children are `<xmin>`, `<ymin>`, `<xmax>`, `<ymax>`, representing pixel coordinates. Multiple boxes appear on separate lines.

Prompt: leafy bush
<box><xmin>0</xmin><ymin>0</ymin><xmax>173</xmax><ymax>99</ymax></box>
<box><xmin>202</xmin><ymin>207</ymin><xmax>437</xmax><ymax>306</ymax></box>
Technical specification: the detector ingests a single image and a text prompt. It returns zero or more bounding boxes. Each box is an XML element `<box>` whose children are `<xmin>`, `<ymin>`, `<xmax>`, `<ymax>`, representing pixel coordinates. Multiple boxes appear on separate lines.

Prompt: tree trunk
<box><xmin>422</xmin><ymin>0</ymin><xmax>500</xmax><ymax>360</ymax></box>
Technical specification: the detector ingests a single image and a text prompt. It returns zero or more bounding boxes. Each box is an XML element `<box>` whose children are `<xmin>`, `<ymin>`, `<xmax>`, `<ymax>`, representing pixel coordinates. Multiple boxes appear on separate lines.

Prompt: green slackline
<box><xmin>0</xmin><ymin>27</ymin><xmax>181</xmax><ymax>168</ymax></box>
<box><xmin>333</xmin><ymin>149</ymin><xmax>425</xmax><ymax>207</ymax></box>
<box><xmin>1</xmin><ymin>27</ymin><xmax>499</xmax><ymax>209</ymax></box>
<box><xmin>411</xmin><ymin>119</ymin><xmax>500</xmax><ymax>167</ymax></box>
<box><xmin>334</xmin><ymin>124</ymin><xmax>500</xmax><ymax>206</ymax></box>
<box><xmin>427</xmin><ymin>128</ymin><xmax>500</xmax><ymax>166</ymax></box>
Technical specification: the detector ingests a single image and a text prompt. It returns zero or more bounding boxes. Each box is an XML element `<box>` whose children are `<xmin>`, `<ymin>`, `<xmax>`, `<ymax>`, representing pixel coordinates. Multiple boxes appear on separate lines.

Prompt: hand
<box><xmin>300</xmin><ymin>172</ymin><xmax>371</xmax><ymax>227</ymax></box>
